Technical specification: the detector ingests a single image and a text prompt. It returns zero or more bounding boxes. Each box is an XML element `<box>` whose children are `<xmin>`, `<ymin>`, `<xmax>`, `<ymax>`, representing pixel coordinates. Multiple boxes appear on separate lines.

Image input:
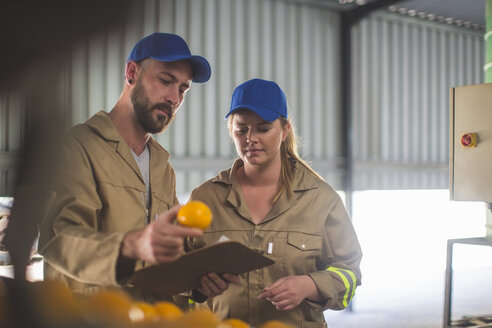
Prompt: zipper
<box><xmin>140</xmin><ymin>191</ymin><xmax>149</xmax><ymax>269</ymax></box>
<box><xmin>140</xmin><ymin>192</ymin><xmax>149</xmax><ymax>223</ymax></box>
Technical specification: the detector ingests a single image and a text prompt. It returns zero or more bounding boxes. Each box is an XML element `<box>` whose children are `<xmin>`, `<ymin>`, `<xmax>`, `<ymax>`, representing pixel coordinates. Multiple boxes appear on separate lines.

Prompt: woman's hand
<box><xmin>258</xmin><ymin>275</ymin><xmax>321</xmax><ymax>311</ymax></box>
<box><xmin>197</xmin><ymin>272</ymin><xmax>241</xmax><ymax>298</ymax></box>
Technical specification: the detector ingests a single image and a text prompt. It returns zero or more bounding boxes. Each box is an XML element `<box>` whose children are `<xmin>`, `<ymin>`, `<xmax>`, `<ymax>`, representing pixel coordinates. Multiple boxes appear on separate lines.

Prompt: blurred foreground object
<box><xmin>0</xmin><ymin>1</ymin><xmax>130</xmax><ymax>327</ymax></box>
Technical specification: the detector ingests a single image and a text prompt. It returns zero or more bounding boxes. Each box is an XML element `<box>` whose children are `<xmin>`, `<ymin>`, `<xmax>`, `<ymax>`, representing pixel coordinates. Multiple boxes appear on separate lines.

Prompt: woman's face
<box><xmin>230</xmin><ymin>109</ymin><xmax>288</xmax><ymax>168</ymax></box>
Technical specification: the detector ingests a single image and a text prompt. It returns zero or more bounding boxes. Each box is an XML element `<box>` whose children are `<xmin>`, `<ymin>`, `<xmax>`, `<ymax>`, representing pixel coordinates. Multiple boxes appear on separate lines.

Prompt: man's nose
<box><xmin>165</xmin><ymin>87</ymin><xmax>180</xmax><ymax>106</ymax></box>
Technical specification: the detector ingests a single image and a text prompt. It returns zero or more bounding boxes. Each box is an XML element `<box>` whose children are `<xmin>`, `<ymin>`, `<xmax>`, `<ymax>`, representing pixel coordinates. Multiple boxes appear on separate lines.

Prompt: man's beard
<box><xmin>131</xmin><ymin>79</ymin><xmax>175</xmax><ymax>134</ymax></box>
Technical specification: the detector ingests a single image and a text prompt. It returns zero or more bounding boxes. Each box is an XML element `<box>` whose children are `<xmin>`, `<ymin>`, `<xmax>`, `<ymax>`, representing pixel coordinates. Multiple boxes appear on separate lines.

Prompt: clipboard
<box><xmin>131</xmin><ymin>241</ymin><xmax>275</xmax><ymax>295</ymax></box>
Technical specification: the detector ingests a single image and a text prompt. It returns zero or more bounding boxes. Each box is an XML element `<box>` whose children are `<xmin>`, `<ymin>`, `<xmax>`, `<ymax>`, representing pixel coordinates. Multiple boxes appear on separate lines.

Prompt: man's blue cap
<box><xmin>226</xmin><ymin>78</ymin><xmax>288</xmax><ymax>122</ymax></box>
<box><xmin>127</xmin><ymin>32</ymin><xmax>211</xmax><ymax>83</ymax></box>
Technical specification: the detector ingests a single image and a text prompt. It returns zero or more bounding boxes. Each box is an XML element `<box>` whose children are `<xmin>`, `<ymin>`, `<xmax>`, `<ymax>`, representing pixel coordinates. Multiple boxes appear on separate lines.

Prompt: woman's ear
<box><xmin>282</xmin><ymin>121</ymin><xmax>291</xmax><ymax>142</ymax></box>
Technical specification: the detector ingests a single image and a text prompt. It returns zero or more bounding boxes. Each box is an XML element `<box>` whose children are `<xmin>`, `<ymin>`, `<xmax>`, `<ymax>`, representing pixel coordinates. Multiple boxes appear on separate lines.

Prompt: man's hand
<box><xmin>120</xmin><ymin>206</ymin><xmax>203</xmax><ymax>264</ymax></box>
<box><xmin>258</xmin><ymin>275</ymin><xmax>321</xmax><ymax>311</ymax></box>
<box><xmin>196</xmin><ymin>272</ymin><xmax>240</xmax><ymax>298</ymax></box>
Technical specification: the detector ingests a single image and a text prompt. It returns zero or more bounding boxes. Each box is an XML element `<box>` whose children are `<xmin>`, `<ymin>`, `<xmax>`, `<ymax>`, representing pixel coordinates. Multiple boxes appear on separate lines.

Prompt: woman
<box><xmin>187</xmin><ymin>78</ymin><xmax>362</xmax><ymax>327</ymax></box>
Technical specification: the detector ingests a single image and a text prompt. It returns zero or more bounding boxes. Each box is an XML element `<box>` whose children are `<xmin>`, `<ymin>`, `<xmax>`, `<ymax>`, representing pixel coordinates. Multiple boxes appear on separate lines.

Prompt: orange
<box><xmin>154</xmin><ymin>301</ymin><xmax>183</xmax><ymax>321</ymax></box>
<box><xmin>133</xmin><ymin>301</ymin><xmax>160</xmax><ymax>322</ymax></box>
<box><xmin>82</xmin><ymin>288</ymin><xmax>143</xmax><ymax>324</ymax></box>
<box><xmin>31</xmin><ymin>279</ymin><xmax>84</xmax><ymax>324</ymax></box>
<box><xmin>219</xmin><ymin>318</ymin><xmax>250</xmax><ymax>328</ymax></box>
<box><xmin>259</xmin><ymin>320</ymin><xmax>295</xmax><ymax>328</ymax></box>
<box><xmin>177</xmin><ymin>201</ymin><xmax>213</xmax><ymax>230</ymax></box>
<box><xmin>173</xmin><ymin>309</ymin><xmax>218</xmax><ymax>328</ymax></box>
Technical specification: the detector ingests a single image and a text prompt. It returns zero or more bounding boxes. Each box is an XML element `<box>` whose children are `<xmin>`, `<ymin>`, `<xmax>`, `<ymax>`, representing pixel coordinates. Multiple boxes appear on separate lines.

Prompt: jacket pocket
<box><xmin>287</xmin><ymin>232</ymin><xmax>322</xmax><ymax>251</ymax></box>
<box><xmin>152</xmin><ymin>194</ymin><xmax>174</xmax><ymax>217</ymax></box>
<box><xmin>285</xmin><ymin>232</ymin><xmax>322</xmax><ymax>275</ymax></box>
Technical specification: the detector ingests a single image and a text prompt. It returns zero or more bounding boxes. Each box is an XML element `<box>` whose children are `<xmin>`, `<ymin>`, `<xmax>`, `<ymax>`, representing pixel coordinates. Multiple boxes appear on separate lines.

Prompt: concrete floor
<box><xmin>324</xmin><ymin>266</ymin><xmax>492</xmax><ymax>328</ymax></box>
<box><xmin>325</xmin><ymin>190</ymin><xmax>492</xmax><ymax>328</ymax></box>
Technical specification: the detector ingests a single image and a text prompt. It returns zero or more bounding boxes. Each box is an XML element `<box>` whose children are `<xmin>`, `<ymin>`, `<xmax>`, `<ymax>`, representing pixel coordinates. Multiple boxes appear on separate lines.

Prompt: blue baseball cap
<box><xmin>226</xmin><ymin>78</ymin><xmax>288</xmax><ymax>122</ymax></box>
<box><xmin>127</xmin><ymin>32</ymin><xmax>211</xmax><ymax>83</ymax></box>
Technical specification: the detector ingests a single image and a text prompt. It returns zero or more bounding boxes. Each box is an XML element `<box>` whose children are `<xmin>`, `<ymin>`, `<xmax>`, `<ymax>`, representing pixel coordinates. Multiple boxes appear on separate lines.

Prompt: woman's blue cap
<box><xmin>127</xmin><ymin>32</ymin><xmax>211</xmax><ymax>83</ymax></box>
<box><xmin>226</xmin><ymin>78</ymin><xmax>287</xmax><ymax>122</ymax></box>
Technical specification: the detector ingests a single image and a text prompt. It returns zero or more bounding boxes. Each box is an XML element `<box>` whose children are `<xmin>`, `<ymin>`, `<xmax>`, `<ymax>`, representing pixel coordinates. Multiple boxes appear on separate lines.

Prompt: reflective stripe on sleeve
<box><xmin>326</xmin><ymin>267</ymin><xmax>357</xmax><ymax>307</ymax></box>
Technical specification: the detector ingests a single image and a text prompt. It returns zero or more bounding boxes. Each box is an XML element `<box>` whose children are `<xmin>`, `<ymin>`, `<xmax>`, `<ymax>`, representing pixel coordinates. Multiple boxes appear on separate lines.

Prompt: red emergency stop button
<box><xmin>461</xmin><ymin>133</ymin><xmax>477</xmax><ymax>148</ymax></box>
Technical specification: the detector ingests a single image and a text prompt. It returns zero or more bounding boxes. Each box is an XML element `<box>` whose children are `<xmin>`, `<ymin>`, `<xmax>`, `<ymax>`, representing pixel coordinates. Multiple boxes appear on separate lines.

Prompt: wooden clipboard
<box><xmin>131</xmin><ymin>241</ymin><xmax>275</xmax><ymax>295</ymax></box>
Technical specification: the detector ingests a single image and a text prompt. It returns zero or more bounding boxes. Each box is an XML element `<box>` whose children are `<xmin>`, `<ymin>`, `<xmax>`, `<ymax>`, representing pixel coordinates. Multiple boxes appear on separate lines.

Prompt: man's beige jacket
<box><xmin>39</xmin><ymin>111</ymin><xmax>178</xmax><ymax>298</ymax></box>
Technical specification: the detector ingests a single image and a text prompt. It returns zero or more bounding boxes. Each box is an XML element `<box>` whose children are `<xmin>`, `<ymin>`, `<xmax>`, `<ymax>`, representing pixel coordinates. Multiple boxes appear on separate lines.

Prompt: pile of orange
<box><xmin>0</xmin><ymin>279</ymin><xmax>294</xmax><ymax>328</ymax></box>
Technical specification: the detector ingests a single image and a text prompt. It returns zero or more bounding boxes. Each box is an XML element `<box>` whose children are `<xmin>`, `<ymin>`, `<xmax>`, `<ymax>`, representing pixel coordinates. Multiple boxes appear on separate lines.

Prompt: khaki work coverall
<box><xmin>39</xmin><ymin>111</ymin><xmax>178</xmax><ymax>298</ymax></box>
<box><xmin>187</xmin><ymin>160</ymin><xmax>363</xmax><ymax>328</ymax></box>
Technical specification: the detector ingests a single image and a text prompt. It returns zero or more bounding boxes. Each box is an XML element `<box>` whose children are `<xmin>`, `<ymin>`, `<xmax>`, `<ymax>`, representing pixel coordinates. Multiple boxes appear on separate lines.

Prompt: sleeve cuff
<box><xmin>191</xmin><ymin>289</ymin><xmax>208</xmax><ymax>303</ymax></box>
<box><xmin>116</xmin><ymin>255</ymin><xmax>136</xmax><ymax>284</ymax></box>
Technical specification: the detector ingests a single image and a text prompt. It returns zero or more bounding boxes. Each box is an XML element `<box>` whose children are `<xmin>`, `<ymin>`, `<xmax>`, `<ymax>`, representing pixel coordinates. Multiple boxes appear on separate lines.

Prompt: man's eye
<box><xmin>160</xmin><ymin>78</ymin><xmax>170</xmax><ymax>84</ymax></box>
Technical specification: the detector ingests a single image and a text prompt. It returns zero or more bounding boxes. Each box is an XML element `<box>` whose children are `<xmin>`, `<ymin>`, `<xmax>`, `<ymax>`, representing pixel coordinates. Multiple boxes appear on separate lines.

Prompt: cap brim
<box><xmin>226</xmin><ymin>106</ymin><xmax>281</xmax><ymax>122</ymax></box>
<box><xmin>149</xmin><ymin>54</ymin><xmax>211</xmax><ymax>83</ymax></box>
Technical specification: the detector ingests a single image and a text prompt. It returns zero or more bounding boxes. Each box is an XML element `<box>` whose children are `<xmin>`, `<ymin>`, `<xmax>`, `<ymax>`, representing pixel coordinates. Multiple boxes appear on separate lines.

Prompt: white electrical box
<box><xmin>450</xmin><ymin>83</ymin><xmax>492</xmax><ymax>202</ymax></box>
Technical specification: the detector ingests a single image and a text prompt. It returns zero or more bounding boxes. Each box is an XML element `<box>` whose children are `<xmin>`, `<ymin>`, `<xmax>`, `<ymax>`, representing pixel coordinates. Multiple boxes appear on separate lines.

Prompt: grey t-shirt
<box><xmin>131</xmin><ymin>145</ymin><xmax>150</xmax><ymax>207</ymax></box>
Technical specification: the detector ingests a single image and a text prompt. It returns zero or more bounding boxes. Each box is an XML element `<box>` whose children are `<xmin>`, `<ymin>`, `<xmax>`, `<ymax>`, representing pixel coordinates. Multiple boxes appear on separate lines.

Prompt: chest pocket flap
<box><xmin>287</xmin><ymin>232</ymin><xmax>322</xmax><ymax>251</ymax></box>
<box><xmin>154</xmin><ymin>192</ymin><xmax>174</xmax><ymax>208</ymax></box>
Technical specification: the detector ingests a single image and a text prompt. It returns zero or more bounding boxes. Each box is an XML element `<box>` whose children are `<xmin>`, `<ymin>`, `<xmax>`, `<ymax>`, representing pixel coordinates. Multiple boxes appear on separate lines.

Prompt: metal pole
<box><xmin>443</xmin><ymin>240</ymin><xmax>454</xmax><ymax>328</ymax></box>
<box><xmin>486</xmin><ymin>0</ymin><xmax>492</xmax><ymax>83</ymax></box>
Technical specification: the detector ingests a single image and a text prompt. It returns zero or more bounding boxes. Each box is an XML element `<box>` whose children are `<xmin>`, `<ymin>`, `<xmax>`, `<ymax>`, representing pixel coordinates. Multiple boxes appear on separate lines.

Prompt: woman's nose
<box><xmin>246</xmin><ymin>130</ymin><xmax>257</xmax><ymax>142</ymax></box>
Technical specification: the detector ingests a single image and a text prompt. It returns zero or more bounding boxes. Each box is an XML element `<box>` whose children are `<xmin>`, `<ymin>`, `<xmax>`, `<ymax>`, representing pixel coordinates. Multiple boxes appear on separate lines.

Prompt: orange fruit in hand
<box><xmin>177</xmin><ymin>201</ymin><xmax>213</xmax><ymax>230</ymax></box>
<box><xmin>154</xmin><ymin>301</ymin><xmax>183</xmax><ymax>321</ymax></box>
<box><xmin>219</xmin><ymin>318</ymin><xmax>251</xmax><ymax>328</ymax></box>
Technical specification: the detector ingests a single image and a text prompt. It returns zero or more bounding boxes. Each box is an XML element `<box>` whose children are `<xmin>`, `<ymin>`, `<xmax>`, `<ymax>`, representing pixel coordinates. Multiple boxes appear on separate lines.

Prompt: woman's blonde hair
<box><xmin>277</xmin><ymin>116</ymin><xmax>323</xmax><ymax>200</ymax></box>
<box><xmin>228</xmin><ymin>114</ymin><xmax>322</xmax><ymax>201</ymax></box>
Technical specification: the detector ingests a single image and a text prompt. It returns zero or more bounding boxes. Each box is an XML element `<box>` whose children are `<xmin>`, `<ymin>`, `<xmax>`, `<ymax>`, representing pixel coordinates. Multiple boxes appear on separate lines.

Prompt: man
<box><xmin>39</xmin><ymin>33</ymin><xmax>237</xmax><ymax>301</ymax></box>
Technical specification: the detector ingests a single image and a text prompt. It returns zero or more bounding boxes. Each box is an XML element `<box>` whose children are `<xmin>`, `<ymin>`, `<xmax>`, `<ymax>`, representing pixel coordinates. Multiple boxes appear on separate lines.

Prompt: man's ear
<box><xmin>125</xmin><ymin>60</ymin><xmax>138</xmax><ymax>85</ymax></box>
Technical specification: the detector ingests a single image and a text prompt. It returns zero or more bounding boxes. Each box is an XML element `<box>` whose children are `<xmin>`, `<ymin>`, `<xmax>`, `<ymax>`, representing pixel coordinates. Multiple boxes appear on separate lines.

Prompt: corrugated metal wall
<box><xmin>0</xmin><ymin>0</ymin><xmax>344</xmax><ymax>197</ymax></box>
<box><xmin>351</xmin><ymin>12</ymin><xmax>484</xmax><ymax>190</ymax></box>
<box><xmin>143</xmin><ymin>0</ymin><xmax>344</xmax><ymax>195</ymax></box>
<box><xmin>0</xmin><ymin>0</ymin><xmax>486</xmax><ymax>196</ymax></box>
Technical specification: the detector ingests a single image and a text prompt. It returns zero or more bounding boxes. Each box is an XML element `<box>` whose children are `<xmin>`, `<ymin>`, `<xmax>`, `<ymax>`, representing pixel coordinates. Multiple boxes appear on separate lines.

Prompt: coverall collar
<box><xmin>212</xmin><ymin>158</ymin><xmax>319</xmax><ymax>224</ymax></box>
<box><xmin>85</xmin><ymin>110</ymin><xmax>170</xmax><ymax>183</ymax></box>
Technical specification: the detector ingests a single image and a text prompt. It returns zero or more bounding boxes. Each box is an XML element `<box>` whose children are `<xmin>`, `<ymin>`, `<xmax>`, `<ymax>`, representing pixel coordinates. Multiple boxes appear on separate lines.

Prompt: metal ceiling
<box><xmin>294</xmin><ymin>0</ymin><xmax>486</xmax><ymax>30</ymax></box>
<box><xmin>388</xmin><ymin>0</ymin><xmax>485</xmax><ymax>29</ymax></box>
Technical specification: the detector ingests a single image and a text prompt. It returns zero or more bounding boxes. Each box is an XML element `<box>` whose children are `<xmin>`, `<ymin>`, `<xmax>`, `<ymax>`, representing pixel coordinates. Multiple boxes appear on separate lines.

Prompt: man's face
<box><xmin>131</xmin><ymin>59</ymin><xmax>192</xmax><ymax>134</ymax></box>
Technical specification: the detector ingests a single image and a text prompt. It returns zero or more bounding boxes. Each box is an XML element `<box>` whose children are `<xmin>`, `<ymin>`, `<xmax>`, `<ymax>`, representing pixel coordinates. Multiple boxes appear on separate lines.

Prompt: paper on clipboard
<box><xmin>130</xmin><ymin>240</ymin><xmax>275</xmax><ymax>295</ymax></box>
